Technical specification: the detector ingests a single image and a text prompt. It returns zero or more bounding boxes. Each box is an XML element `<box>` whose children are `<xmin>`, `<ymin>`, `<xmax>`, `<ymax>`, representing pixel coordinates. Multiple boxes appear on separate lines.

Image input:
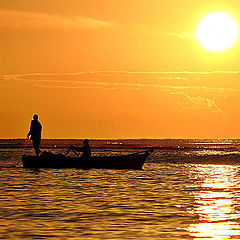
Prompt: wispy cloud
<box><xmin>3</xmin><ymin>70</ymin><xmax>240</xmax><ymax>94</ymax></box>
<box><xmin>168</xmin><ymin>90</ymin><xmax>224</xmax><ymax>113</ymax></box>
<box><xmin>0</xmin><ymin>9</ymin><xmax>113</xmax><ymax>30</ymax></box>
<box><xmin>2</xmin><ymin>70</ymin><xmax>240</xmax><ymax>113</ymax></box>
<box><xmin>3</xmin><ymin>70</ymin><xmax>240</xmax><ymax>88</ymax></box>
<box><xmin>164</xmin><ymin>31</ymin><xmax>196</xmax><ymax>39</ymax></box>
<box><xmin>131</xmin><ymin>22</ymin><xmax>195</xmax><ymax>39</ymax></box>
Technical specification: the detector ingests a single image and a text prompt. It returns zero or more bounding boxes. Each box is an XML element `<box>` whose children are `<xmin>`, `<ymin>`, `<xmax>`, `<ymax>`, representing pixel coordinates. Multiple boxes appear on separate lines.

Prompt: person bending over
<box><xmin>70</xmin><ymin>139</ymin><xmax>91</xmax><ymax>160</ymax></box>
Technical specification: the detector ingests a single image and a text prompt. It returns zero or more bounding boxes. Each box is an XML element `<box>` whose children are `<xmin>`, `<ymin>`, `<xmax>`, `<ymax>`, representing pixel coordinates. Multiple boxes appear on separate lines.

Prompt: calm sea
<box><xmin>1</xmin><ymin>139</ymin><xmax>240</xmax><ymax>239</ymax></box>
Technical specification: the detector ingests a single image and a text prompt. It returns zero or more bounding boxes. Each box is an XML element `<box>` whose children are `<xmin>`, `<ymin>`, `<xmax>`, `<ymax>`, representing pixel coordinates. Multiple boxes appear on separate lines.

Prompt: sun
<box><xmin>196</xmin><ymin>12</ymin><xmax>239</xmax><ymax>52</ymax></box>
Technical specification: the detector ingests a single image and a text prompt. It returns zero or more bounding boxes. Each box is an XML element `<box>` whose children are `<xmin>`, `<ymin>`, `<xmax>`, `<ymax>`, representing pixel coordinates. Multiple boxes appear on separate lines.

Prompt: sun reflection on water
<box><xmin>187</xmin><ymin>165</ymin><xmax>240</xmax><ymax>239</ymax></box>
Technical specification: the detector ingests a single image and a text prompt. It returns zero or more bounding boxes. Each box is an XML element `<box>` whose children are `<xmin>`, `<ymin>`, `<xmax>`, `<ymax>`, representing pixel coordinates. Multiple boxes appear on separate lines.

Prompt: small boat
<box><xmin>22</xmin><ymin>148</ymin><xmax>153</xmax><ymax>170</ymax></box>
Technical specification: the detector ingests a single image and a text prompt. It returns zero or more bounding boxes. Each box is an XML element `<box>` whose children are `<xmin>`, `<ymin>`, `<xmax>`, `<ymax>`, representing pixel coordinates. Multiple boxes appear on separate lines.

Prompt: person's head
<box><xmin>33</xmin><ymin>114</ymin><xmax>38</xmax><ymax>120</ymax></box>
<box><xmin>83</xmin><ymin>139</ymin><xmax>89</xmax><ymax>145</ymax></box>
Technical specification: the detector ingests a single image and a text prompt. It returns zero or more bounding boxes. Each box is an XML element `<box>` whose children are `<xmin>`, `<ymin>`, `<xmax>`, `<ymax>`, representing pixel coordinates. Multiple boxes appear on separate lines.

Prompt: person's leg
<box><xmin>33</xmin><ymin>140</ymin><xmax>41</xmax><ymax>156</ymax></box>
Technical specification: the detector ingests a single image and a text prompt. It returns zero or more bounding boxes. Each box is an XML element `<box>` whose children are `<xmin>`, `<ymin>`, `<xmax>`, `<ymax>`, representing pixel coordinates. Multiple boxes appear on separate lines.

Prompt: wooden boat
<box><xmin>22</xmin><ymin>148</ymin><xmax>153</xmax><ymax>170</ymax></box>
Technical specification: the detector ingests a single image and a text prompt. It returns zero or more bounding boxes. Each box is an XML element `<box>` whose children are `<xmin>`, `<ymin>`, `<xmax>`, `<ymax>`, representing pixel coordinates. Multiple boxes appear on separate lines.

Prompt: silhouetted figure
<box><xmin>27</xmin><ymin>114</ymin><xmax>42</xmax><ymax>156</ymax></box>
<box><xmin>70</xmin><ymin>139</ymin><xmax>91</xmax><ymax>160</ymax></box>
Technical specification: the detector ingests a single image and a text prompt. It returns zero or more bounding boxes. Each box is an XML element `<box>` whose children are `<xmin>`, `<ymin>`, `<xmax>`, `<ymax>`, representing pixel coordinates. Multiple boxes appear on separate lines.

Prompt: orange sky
<box><xmin>1</xmin><ymin>0</ymin><xmax>240</xmax><ymax>139</ymax></box>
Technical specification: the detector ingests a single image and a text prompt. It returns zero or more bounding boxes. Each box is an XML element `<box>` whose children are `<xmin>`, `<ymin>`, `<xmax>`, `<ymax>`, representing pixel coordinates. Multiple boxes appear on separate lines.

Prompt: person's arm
<box><xmin>27</xmin><ymin>121</ymin><xmax>33</xmax><ymax>138</ymax></box>
<box><xmin>70</xmin><ymin>146</ymin><xmax>84</xmax><ymax>152</ymax></box>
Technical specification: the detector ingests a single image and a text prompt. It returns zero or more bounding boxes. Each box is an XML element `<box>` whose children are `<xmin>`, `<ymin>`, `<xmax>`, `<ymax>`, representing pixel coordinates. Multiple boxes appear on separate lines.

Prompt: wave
<box><xmin>153</xmin><ymin>153</ymin><xmax>240</xmax><ymax>165</ymax></box>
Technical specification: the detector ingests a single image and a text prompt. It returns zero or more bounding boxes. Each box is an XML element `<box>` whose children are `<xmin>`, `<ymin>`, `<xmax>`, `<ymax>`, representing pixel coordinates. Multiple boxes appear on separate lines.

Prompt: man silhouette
<box><xmin>27</xmin><ymin>114</ymin><xmax>42</xmax><ymax>156</ymax></box>
<box><xmin>70</xmin><ymin>139</ymin><xmax>91</xmax><ymax>160</ymax></box>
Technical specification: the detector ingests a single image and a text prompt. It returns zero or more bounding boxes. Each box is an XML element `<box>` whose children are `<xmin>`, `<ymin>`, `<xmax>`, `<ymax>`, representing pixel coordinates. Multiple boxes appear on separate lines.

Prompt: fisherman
<box><xmin>27</xmin><ymin>114</ymin><xmax>42</xmax><ymax>156</ymax></box>
<box><xmin>70</xmin><ymin>139</ymin><xmax>91</xmax><ymax>160</ymax></box>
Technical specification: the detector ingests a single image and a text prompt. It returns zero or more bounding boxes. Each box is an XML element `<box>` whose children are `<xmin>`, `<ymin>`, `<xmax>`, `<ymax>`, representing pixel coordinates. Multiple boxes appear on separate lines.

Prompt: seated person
<box><xmin>70</xmin><ymin>139</ymin><xmax>91</xmax><ymax>160</ymax></box>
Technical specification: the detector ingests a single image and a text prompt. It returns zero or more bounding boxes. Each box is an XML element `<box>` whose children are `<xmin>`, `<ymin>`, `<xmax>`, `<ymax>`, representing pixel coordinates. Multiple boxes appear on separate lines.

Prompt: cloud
<box><xmin>164</xmin><ymin>31</ymin><xmax>196</xmax><ymax>39</ymax></box>
<box><xmin>168</xmin><ymin>90</ymin><xmax>224</xmax><ymax>113</ymax></box>
<box><xmin>3</xmin><ymin>70</ymin><xmax>240</xmax><ymax>113</ymax></box>
<box><xmin>131</xmin><ymin>22</ymin><xmax>196</xmax><ymax>39</ymax></box>
<box><xmin>0</xmin><ymin>9</ymin><xmax>113</xmax><ymax>30</ymax></box>
<box><xmin>3</xmin><ymin>70</ymin><xmax>240</xmax><ymax>91</ymax></box>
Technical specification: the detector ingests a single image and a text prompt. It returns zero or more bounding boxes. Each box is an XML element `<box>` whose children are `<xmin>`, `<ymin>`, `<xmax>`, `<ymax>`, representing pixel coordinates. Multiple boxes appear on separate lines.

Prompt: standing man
<box><xmin>27</xmin><ymin>114</ymin><xmax>42</xmax><ymax>156</ymax></box>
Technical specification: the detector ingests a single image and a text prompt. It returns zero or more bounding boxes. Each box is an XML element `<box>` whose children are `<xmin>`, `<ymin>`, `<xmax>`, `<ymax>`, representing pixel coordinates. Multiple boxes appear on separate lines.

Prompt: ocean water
<box><xmin>1</xmin><ymin>139</ymin><xmax>240</xmax><ymax>239</ymax></box>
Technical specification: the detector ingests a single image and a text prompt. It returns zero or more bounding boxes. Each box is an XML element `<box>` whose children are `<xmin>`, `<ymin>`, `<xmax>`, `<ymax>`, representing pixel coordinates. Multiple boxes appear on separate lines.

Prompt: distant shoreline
<box><xmin>1</xmin><ymin>139</ymin><xmax>240</xmax><ymax>151</ymax></box>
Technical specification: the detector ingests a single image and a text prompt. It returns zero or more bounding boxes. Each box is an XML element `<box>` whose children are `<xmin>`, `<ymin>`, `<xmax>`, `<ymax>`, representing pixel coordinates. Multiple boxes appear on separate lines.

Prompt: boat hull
<box><xmin>22</xmin><ymin>151</ymin><xmax>150</xmax><ymax>170</ymax></box>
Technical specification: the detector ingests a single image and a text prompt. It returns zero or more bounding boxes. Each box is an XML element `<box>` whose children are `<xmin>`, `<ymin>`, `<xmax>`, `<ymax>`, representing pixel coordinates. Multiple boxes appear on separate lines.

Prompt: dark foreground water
<box><xmin>1</xmin><ymin>139</ymin><xmax>240</xmax><ymax>239</ymax></box>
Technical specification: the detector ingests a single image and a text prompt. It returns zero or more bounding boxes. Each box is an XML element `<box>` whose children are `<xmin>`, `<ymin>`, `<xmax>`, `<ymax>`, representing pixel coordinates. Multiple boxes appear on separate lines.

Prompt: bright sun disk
<box><xmin>196</xmin><ymin>12</ymin><xmax>239</xmax><ymax>52</ymax></box>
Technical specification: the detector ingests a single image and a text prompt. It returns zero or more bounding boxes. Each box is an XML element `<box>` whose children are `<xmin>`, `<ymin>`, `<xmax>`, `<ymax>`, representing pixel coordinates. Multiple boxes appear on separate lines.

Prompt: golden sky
<box><xmin>1</xmin><ymin>0</ymin><xmax>240</xmax><ymax>139</ymax></box>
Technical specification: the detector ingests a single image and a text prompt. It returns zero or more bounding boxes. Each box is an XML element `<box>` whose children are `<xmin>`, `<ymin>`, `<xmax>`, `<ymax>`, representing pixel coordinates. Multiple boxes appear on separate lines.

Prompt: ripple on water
<box><xmin>1</xmin><ymin>152</ymin><xmax>240</xmax><ymax>239</ymax></box>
